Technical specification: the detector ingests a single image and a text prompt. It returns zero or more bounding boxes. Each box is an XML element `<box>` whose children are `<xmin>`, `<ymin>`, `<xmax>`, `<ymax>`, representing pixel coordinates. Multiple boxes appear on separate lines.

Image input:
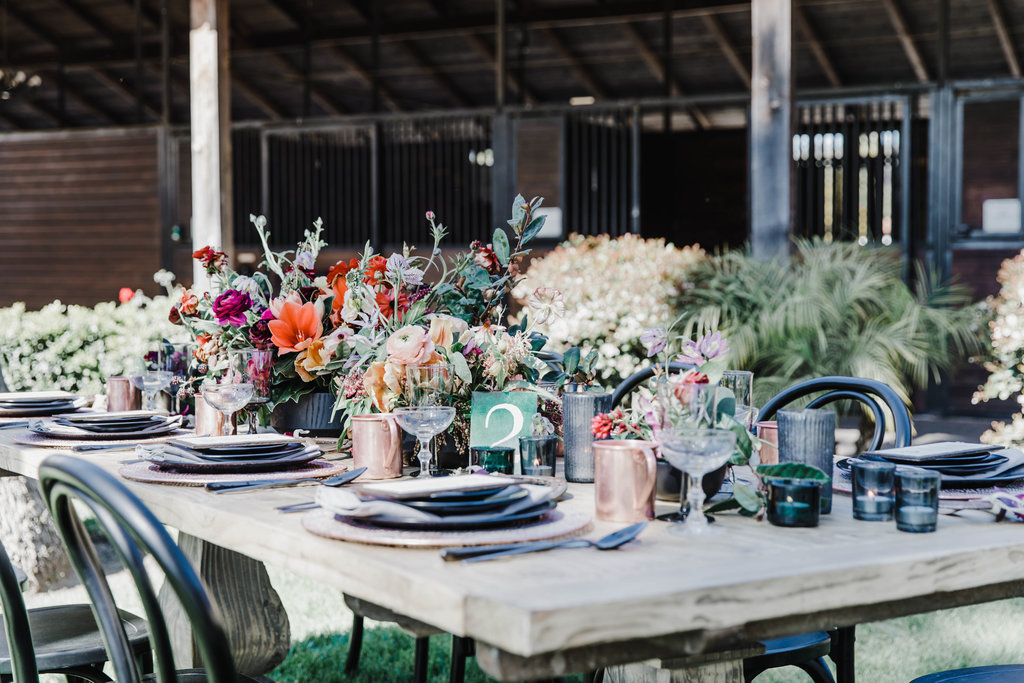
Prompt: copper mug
<box><xmin>757</xmin><ymin>420</ymin><xmax>779</xmax><ymax>465</ymax></box>
<box><xmin>593</xmin><ymin>440</ymin><xmax>658</xmax><ymax>523</ymax></box>
<box><xmin>106</xmin><ymin>376</ymin><xmax>142</xmax><ymax>412</ymax></box>
<box><xmin>351</xmin><ymin>413</ymin><xmax>403</xmax><ymax>479</ymax></box>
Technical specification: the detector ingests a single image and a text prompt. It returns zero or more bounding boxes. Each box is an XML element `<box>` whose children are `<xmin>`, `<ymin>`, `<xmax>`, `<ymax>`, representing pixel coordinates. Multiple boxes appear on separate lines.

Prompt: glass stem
<box><xmin>225</xmin><ymin>411</ymin><xmax>236</xmax><ymax>436</ymax></box>
<box><xmin>687</xmin><ymin>474</ymin><xmax>708</xmax><ymax>526</ymax></box>
<box><xmin>417</xmin><ymin>437</ymin><xmax>432</xmax><ymax>475</ymax></box>
<box><xmin>677</xmin><ymin>474</ymin><xmax>691</xmax><ymax>520</ymax></box>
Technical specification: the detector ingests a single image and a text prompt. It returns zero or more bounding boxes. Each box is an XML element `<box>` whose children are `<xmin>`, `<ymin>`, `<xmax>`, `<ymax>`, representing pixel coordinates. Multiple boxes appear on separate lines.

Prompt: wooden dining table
<box><xmin>2</xmin><ymin>432</ymin><xmax>1023</xmax><ymax>682</ymax></box>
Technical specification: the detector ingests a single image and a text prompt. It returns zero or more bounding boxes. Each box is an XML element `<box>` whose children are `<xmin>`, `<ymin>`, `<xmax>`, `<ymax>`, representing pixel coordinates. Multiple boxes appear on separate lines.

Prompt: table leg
<box><xmin>157</xmin><ymin>533</ymin><xmax>291</xmax><ymax>675</ymax></box>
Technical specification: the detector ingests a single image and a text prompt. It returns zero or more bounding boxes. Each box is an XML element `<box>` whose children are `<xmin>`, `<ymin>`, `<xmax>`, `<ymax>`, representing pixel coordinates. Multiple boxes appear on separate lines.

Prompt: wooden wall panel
<box><xmin>0</xmin><ymin>129</ymin><xmax>161</xmax><ymax>309</ymax></box>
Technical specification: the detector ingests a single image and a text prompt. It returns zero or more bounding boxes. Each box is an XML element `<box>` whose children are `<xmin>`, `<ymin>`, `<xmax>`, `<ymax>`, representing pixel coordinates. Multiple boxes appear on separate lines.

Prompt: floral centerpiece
<box><xmin>170</xmin><ymin>195</ymin><xmax>561</xmax><ymax>448</ymax></box>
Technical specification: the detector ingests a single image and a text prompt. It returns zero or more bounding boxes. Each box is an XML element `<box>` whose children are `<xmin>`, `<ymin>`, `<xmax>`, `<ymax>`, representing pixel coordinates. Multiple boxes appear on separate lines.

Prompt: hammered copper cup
<box><xmin>351</xmin><ymin>413</ymin><xmax>403</xmax><ymax>479</ymax></box>
<box><xmin>106</xmin><ymin>376</ymin><xmax>141</xmax><ymax>412</ymax></box>
<box><xmin>594</xmin><ymin>440</ymin><xmax>658</xmax><ymax>523</ymax></box>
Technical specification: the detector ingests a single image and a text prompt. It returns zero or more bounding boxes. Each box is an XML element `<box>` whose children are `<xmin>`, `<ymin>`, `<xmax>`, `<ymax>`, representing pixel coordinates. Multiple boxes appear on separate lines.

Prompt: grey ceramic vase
<box><xmin>777</xmin><ymin>408</ymin><xmax>836</xmax><ymax>513</ymax></box>
<box><xmin>562</xmin><ymin>391</ymin><xmax>613</xmax><ymax>483</ymax></box>
<box><xmin>269</xmin><ymin>392</ymin><xmax>342</xmax><ymax>437</ymax></box>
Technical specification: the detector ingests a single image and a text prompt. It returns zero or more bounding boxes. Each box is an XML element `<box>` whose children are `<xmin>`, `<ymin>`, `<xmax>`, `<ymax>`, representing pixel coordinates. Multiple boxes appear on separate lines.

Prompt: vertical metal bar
<box><xmin>261</xmin><ymin>129</ymin><xmax>270</xmax><ymax>218</ymax></box>
<box><xmin>618</xmin><ymin>110</ymin><xmax>627</xmax><ymax>234</ymax></box>
<box><xmin>371</xmin><ymin>123</ymin><xmax>380</xmax><ymax>246</ymax></box>
<box><xmin>303</xmin><ymin>31</ymin><xmax>312</xmax><ymax>118</ymax></box>
<box><xmin>371</xmin><ymin>3</ymin><xmax>380</xmax><ymax>113</ymax></box>
<box><xmin>496</xmin><ymin>0</ymin><xmax>507</xmax><ymax>109</ymax></box>
<box><xmin>662</xmin><ymin>0</ymin><xmax>672</xmax><ymax>132</ymax></box>
<box><xmin>134</xmin><ymin>0</ymin><xmax>144</xmax><ymax>122</ymax></box>
<box><xmin>952</xmin><ymin>96</ymin><xmax>964</xmax><ymax>249</ymax></box>
<box><xmin>631</xmin><ymin>105</ymin><xmax>641</xmax><ymax>234</ymax></box>
<box><xmin>161</xmin><ymin>0</ymin><xmax>171</xmax><ymax>123</ymax></box>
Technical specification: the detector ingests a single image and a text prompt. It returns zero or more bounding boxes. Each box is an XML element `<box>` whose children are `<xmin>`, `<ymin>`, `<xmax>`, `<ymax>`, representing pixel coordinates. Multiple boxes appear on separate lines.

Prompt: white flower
<box><xmin>231</xmin><ymin>275</ymin><xmax>260</xmax><ymax>296</ymax></box>
<box><xmin>385</xmin><ymin>253</ymin><xmax>424</xmax><ymax>286</ymax></box>
<box><xmin>294</xmin><ymin>251</ymin><xmax>316</xmax><ymax>270</ymax></box>
<box><xmin>153</xmin><ymin>269</ymin><xmax>176</xmax><ymax>288</ymax></box>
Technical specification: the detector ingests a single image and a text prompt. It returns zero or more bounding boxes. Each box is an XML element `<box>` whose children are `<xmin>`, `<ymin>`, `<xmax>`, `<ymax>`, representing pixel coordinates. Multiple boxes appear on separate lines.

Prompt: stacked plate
<box><xmin>0</xmin><ymin>391</ymin><xmax>87</xmax><ymax>416</ymax></box>
<box><xmin>29</xmin><ymin>412</ymin><xmax>182</xmax><ymax>440</ymax></box>
<box><xmin>316</xmin><ymin>474</ymin><xmax>560</xmax><ymax>531</ymax></box>
<box><xmin>837</xmin><ymin>441</ymin><xmax>1024</xmax><ymax>487</ymax></box>
<box><xmin>137</xmin><ymin>433</ymin><xmax>321</xmax><ymax>473</ymax></box>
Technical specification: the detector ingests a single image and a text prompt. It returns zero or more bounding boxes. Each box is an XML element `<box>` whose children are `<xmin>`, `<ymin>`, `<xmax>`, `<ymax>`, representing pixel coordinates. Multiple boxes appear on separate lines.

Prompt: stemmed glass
<box><xmin>229</xmin><ymin>349</ymin><xmax>274</xmax><ymax>434</ymax></box>
<box><xmin>128</xmin><ymin>348</ymin><xmax>174</xmax><ymax>412</ymax></box>
<box><xmin>201</xmin><ymin>362</ymin><xmax>255</xmax><ymax>437</ymax></box>
<box><xmin>655</xmin><ymin>378</ymin><xmax>737</xmax><ymax>536</ymax></box>
<box><xmin>393</xmin><ymin>364</ymin><xmax>455</xmax><ymax>478</ymax></box>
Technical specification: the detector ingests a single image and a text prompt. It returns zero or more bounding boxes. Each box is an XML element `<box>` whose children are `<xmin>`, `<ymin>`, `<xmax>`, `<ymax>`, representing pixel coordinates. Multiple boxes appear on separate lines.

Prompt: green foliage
<box><xmin>675</xmin><ymin>239</ymin><xmax>980</xmax><ymax>406</ymax></box>
<box><xmin>0</xmin><ymin>294</ymin><xmax>181</xmax><ymax>395</ymax></box>
<box><xmin>757</xmin><ymin>462</ymin><xmax>832</xmax><ymax>483</ymax></box>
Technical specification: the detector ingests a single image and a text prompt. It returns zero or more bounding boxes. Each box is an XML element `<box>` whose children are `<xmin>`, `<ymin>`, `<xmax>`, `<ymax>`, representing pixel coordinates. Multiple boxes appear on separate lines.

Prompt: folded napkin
<box><xmin>317</xmin><ymin>483</ymin><xmax>558</xmax><ymax>523</ymax></box>
<box><xmin>137</xmin><ymin>443</ymin><xmax>317</xmax><ymax>466</ymax></box>
<box><xmin>30</xmin><ymin>416</ymin><xmax>181</xmax><ymax>437</ymax></box>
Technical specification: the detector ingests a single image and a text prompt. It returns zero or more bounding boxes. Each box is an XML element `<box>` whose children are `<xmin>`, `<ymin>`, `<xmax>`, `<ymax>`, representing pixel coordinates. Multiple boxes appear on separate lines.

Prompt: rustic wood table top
<box><xmin>1</xmin><ymin>433</ymin><xmax>1019</xmax><ymax>678</ymax></box>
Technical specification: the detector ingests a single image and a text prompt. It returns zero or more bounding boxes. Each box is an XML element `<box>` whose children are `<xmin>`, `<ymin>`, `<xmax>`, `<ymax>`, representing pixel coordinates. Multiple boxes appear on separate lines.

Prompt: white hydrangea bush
<box><xmin>975</xmin><ymin>251</ymin><xmax>1024</xmax><ymax>446</ymax></box>
<box><xmin>511</xmin><ymin>233</ymin><xmax>705</xmax><ymax>386</ymax></box>
<box><xmin>0</xmin><ymin>293</ymin><xmax>179</xmax><ymax>396</ymax></box>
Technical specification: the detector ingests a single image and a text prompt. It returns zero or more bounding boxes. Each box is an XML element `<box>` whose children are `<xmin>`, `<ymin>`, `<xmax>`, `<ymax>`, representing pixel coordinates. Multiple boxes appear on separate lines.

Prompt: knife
<box><xmin>205</xmin><ymin>467</ymin><xmax>366</xmax><ymax>493</ymax></box>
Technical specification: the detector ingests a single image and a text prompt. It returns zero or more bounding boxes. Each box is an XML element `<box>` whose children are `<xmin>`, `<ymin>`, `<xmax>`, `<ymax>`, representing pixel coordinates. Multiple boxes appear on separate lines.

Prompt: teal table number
<box><xmin>470</xmin><ymin>391</ymin><xmax>539</xmax><ymax>474</ymax></box>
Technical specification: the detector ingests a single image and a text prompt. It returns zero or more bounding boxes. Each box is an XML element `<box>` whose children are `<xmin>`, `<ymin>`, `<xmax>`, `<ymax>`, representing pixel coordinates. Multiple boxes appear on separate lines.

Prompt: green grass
<box><xmin>269</xmin><ymin>628</ymin><xmax>585</xmax><ymax>683</ymax></box>
<box><xmin>268</xmin><ymin>599</ymin><xmax>1024</xmax><ymax>682</ymax></box>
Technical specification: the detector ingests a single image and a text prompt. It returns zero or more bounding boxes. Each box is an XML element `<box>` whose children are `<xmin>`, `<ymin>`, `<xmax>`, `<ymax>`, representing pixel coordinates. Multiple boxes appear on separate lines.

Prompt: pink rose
<box><xmin>386</xmin><ymin>325</ymin><xmax>437</xmax><ymax>365</ymax></box>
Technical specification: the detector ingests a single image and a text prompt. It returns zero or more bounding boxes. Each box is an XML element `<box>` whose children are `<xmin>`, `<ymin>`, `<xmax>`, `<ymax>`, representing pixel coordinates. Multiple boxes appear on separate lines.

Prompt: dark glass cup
<box><xmin>767</xmin><ymin>479</ymin><xmax>821</xmax><ymax>528</ymax></box>
<box><xmin>471</xmin><ymin>446</ymin><xmax>515</xmax><ymax>474</ymax></box>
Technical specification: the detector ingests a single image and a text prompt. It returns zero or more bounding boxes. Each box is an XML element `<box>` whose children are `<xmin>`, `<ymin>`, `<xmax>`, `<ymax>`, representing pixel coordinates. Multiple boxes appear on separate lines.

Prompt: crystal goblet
<box><xmin>393</xmin><ymin>406</ymin><xmax>456</xmax><ymax>478</ymax></box>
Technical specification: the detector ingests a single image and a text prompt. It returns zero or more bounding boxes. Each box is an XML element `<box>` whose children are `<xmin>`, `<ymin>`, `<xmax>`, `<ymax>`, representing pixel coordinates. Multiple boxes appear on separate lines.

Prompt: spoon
<box><xmin>441</xmin><ymin>521</ymin><xmax>648</xmax><ymax>563</ymax></box>
<box><xmin>206</xmin><ymin>467</ymin><xmax>367</xmax><ymax>493</ymax></box>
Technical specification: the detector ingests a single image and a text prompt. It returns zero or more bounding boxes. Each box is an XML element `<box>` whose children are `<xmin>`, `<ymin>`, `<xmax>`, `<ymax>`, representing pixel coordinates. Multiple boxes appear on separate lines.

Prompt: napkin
<box><xmin>317</xmin><ymin>483</ymin><xmax>558</xmax><ymax>523</ymax></box>
<box><xmin>137</xmin><ymin>443</ymin><xmax>318</xmax><ymax>466</ymax></box>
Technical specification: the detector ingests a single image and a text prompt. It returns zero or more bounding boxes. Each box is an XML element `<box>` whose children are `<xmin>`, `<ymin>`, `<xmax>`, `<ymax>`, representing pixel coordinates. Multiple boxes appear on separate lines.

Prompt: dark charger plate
<box><xmin>397</xmin><ymin>486</ymin><xmax>530</xmax><ymax>515</ymax></box>
<box><xmin>339</xmin><ymin>500</ymin><xmax>557</xmax><ymax>531</ymax></box>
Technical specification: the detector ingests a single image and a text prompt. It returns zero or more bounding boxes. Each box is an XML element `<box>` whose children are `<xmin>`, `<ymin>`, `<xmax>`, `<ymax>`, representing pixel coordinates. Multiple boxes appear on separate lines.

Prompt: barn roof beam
<box><xmin>701</xmin><ymin>13</ymin><xmax>751</xmax><ymax>88</ymax></box>
<box><xmin>880</xmin><ymin>0</ymin><xmax>929</xmax><ymax>82</ymax></box>
<box><xmin>985</xmin><ymin>0</ymin><xmax>1021</xmax><ymax>78</ymax></box>
<box><xmin>621</xmin><ymin>22</ymin><xmax>711</xmax><ymax>129</ymax></box>
<box><xmin>794</xmin><ymin>3</ymin><xmax>840</xmax><ymax>87</ymax></box>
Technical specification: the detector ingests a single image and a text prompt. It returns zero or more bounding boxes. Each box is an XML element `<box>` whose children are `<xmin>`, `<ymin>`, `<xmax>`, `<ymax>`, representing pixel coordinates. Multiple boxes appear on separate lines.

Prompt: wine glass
<box><xmin>657</xmin><ymin>428</ymin><xmax>737</xmax><ymax>536</ymax></box>
<box><xmin>229</xmin><ymin>349</ymin><xmax>274</xmax><ymax>434</ymax></box>
<box><xmin>201</xmin><ymin>364</ymin><xmax>254</xmax><ymax>437</ymax></box>
<box><xmin>405</xmin><ymin>364</ymin><xmax>452</xmax><ymax>406</ymax></box>
<box><xmin>393</xmin><ymin>406</ymin><xmax>456</xmax><ymax>478</ymax></box>
<box><xmin>128</xmin><ymin>348</ymin><xmax>173</xmax><ymax>412</ymax></box>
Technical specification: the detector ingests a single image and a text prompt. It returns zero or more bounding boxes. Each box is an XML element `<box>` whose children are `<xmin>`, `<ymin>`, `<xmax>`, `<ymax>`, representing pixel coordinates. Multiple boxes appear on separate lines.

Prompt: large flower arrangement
<box><xmin>172</xmin><ymin>196</ymin><xmax>558</xmax><ymax>441</ymax></box>
<box><xmin>511</xmin><ymin>233</ymin><xmax>705</xmax><ymax>386</ymax></box>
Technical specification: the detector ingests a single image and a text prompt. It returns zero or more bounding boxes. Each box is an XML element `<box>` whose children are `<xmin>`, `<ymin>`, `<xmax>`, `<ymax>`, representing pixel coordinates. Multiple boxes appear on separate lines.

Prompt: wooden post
<box><xmin>749</xmin><ymin>0</ymin><xmax>793</xmax><ymax>263</ymax></box>
<box><xmin>190</xmin><ymin>0</ymin><xmax>233</xmax><ymax>289</ymax></box>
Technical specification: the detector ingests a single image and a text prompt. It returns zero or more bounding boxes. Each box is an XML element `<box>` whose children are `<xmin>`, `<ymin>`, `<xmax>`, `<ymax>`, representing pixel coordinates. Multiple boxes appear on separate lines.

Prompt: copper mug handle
<box><xmin>383</xmin><ymin>413</ymin><xmax>401</xmax><ymax>475</ymax></box>
<box><xmin>637</xmin><ymin>444</ymin><xmax>658</xmax><ymax>516</ymax></box>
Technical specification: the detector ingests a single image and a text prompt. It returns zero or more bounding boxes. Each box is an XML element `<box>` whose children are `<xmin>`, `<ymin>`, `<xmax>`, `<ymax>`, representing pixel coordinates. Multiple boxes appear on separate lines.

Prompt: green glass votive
<box><xmin>767</xmin><ymin>479</ymin><xmax>821</xmax><ymax>527</ymax></box>
<box><xmin>471</xmin><ymin>446</ymin><xmax>515</xmax><ymax>474</ymax></box>
<box><xmin>519</xmin><ymin>435</ymin><xmax>558</xmax><ymax>477</ymax></box>
<box><xmin>895</xmin><ymin>468</ymin><xmax>940</xmax><ymax>533</ymax></box>
<box><xmin>851</xmin><ymin>459</ymin><xmax>895</xmax><ymax>521</ymax></box>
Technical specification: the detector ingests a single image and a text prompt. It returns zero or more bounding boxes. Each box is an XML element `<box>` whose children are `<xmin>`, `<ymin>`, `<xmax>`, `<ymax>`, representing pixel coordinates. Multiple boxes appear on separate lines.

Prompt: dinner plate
<box><xmin>397</xmin><ymin>487</ymin><xmax>530</xmax><ymax>515</ymax></box>
<box><xmin>338</xmin><ymin>500</ymin><xmax>557</xmax><ymax>531</ymax></box>
<box><xmin>141</xmin><ymin>445</ymin><xmax>322</xmax><ymax>473</ymax></box>
<box><xmin>354</xmin><ymin>473</ymin><xmax>511</xmax><ymax>501</ymax></box>
<box><xmin>0</xmin><ymin>398</ymin><xmax>87</xmax><ymax>417</ymax></box>
<box><xmin>57</xmin><ymin>410</ymin><xmax>159</xmax><ymax>423</ymax></box>
<box><xmin>29</xmin><ymin>418</ymin><xmax>180</xmax><ymax>440</ymax></box>
<box><xmin>864</xmin><ymin>442</ymin><xmax>996</xmax><ymax>463</ymax></box>
<box><xmin>189</xmin><ymin>441</ymin><xmax>306</xmax><ymax>456</ymax></box>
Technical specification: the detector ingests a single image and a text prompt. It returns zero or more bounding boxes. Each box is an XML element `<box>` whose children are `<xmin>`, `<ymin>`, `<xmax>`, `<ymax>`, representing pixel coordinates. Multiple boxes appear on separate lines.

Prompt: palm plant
<box><xmin>674</xmin><ymin>239</ymin><xmax>981</xmax><ymax>408</ymax></box>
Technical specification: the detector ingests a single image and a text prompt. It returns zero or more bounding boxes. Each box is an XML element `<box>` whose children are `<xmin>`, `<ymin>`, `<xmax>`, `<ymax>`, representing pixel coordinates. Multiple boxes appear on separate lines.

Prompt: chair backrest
<box><xmin>0</xmin><ymin>538</ymin><xmax>38</xmax><ymax>682</ymax></box>
<box><xmin>611</xmin><ymin>362</ymin><xmax>696</xmax><ymax>408</ymax></box>
<box><xmin>759</xmin><ymin>376</ymin><xmax>913</xmax><ymax>450</ymax></box>
<box><xmin>38</xmin><ymin>454</ymin><xmax>238</xmax><ymax>683</ymax></box>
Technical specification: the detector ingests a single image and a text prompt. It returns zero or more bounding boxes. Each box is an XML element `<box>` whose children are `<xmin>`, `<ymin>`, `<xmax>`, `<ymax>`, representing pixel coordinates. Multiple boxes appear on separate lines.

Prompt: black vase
<box><xmin>269</xmin><ymin>392</ymin><xmax>342</xmax><ymax>437</ymax></box>
<box><xmin>655</xmin><ymin>460</ymin><xmax>727</xmax><ymax>502</ymax></box>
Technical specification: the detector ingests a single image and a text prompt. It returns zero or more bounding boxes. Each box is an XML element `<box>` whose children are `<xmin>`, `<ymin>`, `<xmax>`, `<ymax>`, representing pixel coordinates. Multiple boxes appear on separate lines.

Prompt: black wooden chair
<box><xmin>38</xmin><ymin>453</ymin><xmax>262</xmax><ymax>683</ymax></box>
<box><xmin>744</xmin><ymin>375</ymin><xmax>914</xmax><ymax>683</ymax></box>
<box><xmin>610</xmin><ymin>361</ymin><xmax>697</xmax><ymax>409</ymax></box>
<box><xmin>0</xmin><ymin>529</ymin><xmax>150</xmax><ymax>682</ymax></box>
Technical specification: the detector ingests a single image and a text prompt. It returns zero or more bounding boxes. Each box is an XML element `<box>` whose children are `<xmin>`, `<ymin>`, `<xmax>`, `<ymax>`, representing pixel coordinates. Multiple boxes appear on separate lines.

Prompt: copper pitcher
<box><xmin>351</xmin><ymin>413</ymin><xmax>403</xmax><ymax>479</ymax></box>
<box><xmin>594</xmin><ymin>440</ymin><xmax>658</xmax><ymax>523</ymax></box>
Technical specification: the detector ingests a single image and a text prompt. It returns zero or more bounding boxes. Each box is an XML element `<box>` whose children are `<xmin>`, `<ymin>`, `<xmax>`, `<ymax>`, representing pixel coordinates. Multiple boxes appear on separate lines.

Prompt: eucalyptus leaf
<box><xmin>449</xmin><ymin>352</ymin><xmax>473</xmax><ymax>385</ymax></box>
<box><xmin>507</xmin><ymin>193</ymin><xmax>527</xmax><ymax>229</ymax></box>
<box><xmin>733</xmin><ymin>482</ymin><xmax>763</xmax><ymax>512</ymax></box>
<box><xmin>562</xmin><ymin>347</ymin><xmax>581</xmax><ymax>376</ymax></box>
<box><xmin>757</xmin><ymin>462</ymin><xmax>831</xmax><ymax>482</ymax></box>
<box><xmin>521</xmin><ymin>215</ymin><xmax>547</xmax><ymax>245</ymax></box>
<box><xmin>493</xmin><ymin>229</ymin><xmax>510</xmax><ymax>265</ymax></box>
<box><xmin>705</xmin><ymin>497</ymin><xmax>741</xmax><ymax>514</ymax></box>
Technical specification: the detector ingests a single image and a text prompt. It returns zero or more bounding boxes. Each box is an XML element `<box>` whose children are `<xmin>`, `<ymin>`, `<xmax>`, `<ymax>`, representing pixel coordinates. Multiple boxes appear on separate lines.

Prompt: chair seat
<box><xmin>746</xmin><ymin>631</ymin><xmax>832</xmax><ymax>670</ymax></box>
<box><xmin>0</xmin><ymin>604</ymin><xmax>148</xmax><ymax>674</ymax></box>
<box><xmin>911</xmin><ymin>665</ymin><xmax>1024</xmax><ymax>682</ymax></box>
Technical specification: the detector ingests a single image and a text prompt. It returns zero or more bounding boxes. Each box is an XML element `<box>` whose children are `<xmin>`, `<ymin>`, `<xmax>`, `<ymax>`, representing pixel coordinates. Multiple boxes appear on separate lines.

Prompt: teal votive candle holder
<box><xmin>471</xmin><ymin>446</ymin><xmax>515</xmax><ymax>474</ymax></box>
<box><xmin>851</xmin><ymin>459</ymin><xmax>895</xmax><ymax>521</ymax></box>
<box><xmin>519</xmin><ymin>435</ymin><xmax>558</xmax><ymax>476</ymax></box>
<box><xmin>767</xmin><ymin>479</ymin><xmax>821</xmax><ymax>527</ymax></box>
<box><xmin>895</xmin><ymin>468</ymin><xmax>940</xmax><ymax>533</ymax></box>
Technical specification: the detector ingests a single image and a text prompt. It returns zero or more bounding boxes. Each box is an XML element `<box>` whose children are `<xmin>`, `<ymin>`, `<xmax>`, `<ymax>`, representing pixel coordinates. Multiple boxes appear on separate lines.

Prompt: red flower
<box><xmin>327</xmin><ymin>258</ymin><xmax>359</xmax><ymax>284</ymax></box>
<box><xmin>118</xmin><ymin>287</ymin><xmax>135</xmax><ymax>303</ymax></box>
<box><xmin>193</xmin><ymin>246</ymin><xmax>228</xmax><ymax>274</ymax></box>
<box><xmin>375</xmin><ymin>289</ymin><xmax>410</xmax><ymax>321</ymax></box>
<box><xmin>591</xmin><ymin>412</ymin><xmax>614</xmax><ymax>440</ymax></box>
<box><xmin>364</xmin><ymin>255</ymin><xmax>388</xmax><ymax>285</ymax></box>
<box><xmin>473</xmin><ymin>245</ymin><xmax>501</xmax><ymax>274</ymax></box>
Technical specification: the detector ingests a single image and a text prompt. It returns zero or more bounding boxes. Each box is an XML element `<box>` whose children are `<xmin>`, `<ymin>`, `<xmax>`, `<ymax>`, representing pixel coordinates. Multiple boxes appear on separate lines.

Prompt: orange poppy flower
<box><xmin>363</xmin><ymin>255</ymin><xmax>388</xmax><ymax>285</ymax></box>
<box><xmin>268</xmin><ymin>301</ymin><xmax>323</xmax><ymax>354</ymax></box>
<box><xmin>327</xmin><ymin>258</ymin><xmax>359</xmax><ymax>284</ymax></box>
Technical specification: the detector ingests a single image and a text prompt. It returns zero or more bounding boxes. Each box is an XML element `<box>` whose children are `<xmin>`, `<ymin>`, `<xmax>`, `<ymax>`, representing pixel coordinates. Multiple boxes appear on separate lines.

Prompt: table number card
<box><xmin>469</xmin><ymin>391</ymin><xmax>538</xmax><ymax>451</ymax></box>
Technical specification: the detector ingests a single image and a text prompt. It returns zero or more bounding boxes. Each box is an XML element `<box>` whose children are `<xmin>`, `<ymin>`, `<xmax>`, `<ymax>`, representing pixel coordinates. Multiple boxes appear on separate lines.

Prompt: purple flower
<box><xmin>212</xmin><ymin>290</ymin><xmax>253</xmax><ymax>327</ymax></box>
<box><xmin>249</xmin><ymin>318</ymin><xmax>274</xmax><ymax>349</ymax></box>
<box><xmin>639</xmin><ymin>327</ymin><xmax>667</xmax><ymax>358</ymax></box>
<box><xmin>679</xmin><ymin>331</ymin><xmax>729</xmax><ymax>365</ymax></box>
<box><xmin>386</xmin><ymin>253</ymin><xmax>424</xmax><ymax>286</ymax></box>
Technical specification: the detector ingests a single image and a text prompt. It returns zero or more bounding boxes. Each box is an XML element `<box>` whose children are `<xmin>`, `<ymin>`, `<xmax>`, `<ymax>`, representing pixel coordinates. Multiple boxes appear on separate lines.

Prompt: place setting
<box><xmin>121</xmin><ymin>433</ymin><xmax>349</xmax><ymax>486</ymax></box>
<box><xmin>0</xmin><ymin>390</ymin><xmax>89</xmax><ymax>418</ymax></box>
